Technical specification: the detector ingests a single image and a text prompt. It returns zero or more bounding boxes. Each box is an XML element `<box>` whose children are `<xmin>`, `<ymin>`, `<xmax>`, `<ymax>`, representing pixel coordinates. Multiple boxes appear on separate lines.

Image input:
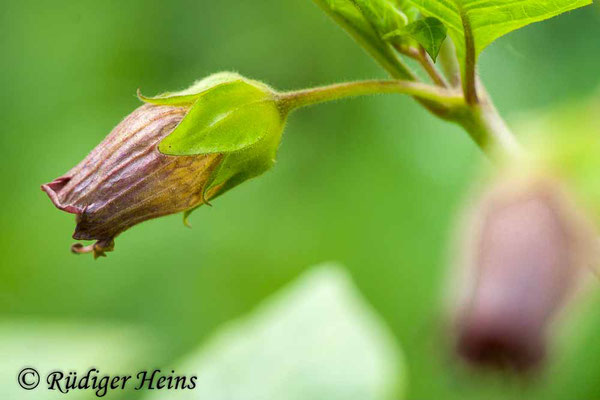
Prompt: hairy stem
<box><xmin>460</xmin><ymin>11</ymin><xmax>478</xmax><ymax>104</ymax></box>
<box><xmin>419</xmin><ymin>47</ymin><xmax>449</xmax><ymax>87</ymax></box>
<box><xmin>394</xmin><ymin>44</ymin><xmax>448</xmax><ymax>87</ymax></box>
<box><xmin>279</xmin><ymin>79</ymin><xmax>520</xmax><ymax>159</ymax></box>
<box><xmin>277</xmin><ymin>80</ymin><xmax>463</xmax><ymax>112</ymax></box>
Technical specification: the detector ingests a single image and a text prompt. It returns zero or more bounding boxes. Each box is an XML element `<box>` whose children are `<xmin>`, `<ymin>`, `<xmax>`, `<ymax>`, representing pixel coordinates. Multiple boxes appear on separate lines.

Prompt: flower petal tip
<box><xmin>41</xmin><ymin>177</ymin><xmax>82</xmax><ymax>215</ymax></box>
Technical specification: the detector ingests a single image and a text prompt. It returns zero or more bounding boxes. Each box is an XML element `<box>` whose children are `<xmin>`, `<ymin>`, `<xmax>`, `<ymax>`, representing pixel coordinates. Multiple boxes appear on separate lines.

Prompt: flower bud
<box><xmin>453</xmin><ymin>176</ymin><xmax>594</xmax><ymax>371</ymax></box>
<box><xmin>42</xmin><ymin>73</ymin><xmax>286</xmax><ymax>257</ymax></box>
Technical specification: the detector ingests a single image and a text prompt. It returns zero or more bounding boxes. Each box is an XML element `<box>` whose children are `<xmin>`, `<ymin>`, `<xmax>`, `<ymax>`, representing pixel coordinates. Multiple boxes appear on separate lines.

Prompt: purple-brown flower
<box><xmin>453</xmin><ymin>177</ymin><xmax>594</xmax><ymax>372</ymax></box>
<box><xmin>42</xmin><ymin>104</ymin><xmax>222</xmax><ymax>257</ymax></box>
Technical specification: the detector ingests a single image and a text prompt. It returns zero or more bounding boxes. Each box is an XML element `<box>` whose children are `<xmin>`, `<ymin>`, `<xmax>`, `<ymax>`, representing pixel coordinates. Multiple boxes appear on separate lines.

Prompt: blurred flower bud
<box><xmin>42</xmin><ymin>73</ymin><xmax>286</xmax><ymax>257</ymax></box>
<box><xmin>453</xmin><ymin>176</ymin><xmax>595</xmax><ymax>371</ymax></box>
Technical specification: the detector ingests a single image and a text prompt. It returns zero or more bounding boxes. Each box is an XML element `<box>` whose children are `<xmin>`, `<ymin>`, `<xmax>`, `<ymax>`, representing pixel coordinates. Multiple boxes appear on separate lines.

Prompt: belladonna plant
<box><xmin>43</xmin><ymin>74</ymin><xmax>286</xmax><ymax>257</ymax></box>
<box><xmin>43</xmin><ymin>0</ymin><xmax>598</xmax><ymax>368</ymax></box>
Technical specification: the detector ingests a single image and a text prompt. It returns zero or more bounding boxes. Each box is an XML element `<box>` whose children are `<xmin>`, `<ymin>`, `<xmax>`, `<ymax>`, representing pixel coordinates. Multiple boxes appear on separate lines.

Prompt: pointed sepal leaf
<box><xmin>206</xmin><ymin>116</ymin><xmax>284</xmax><ymax>198</ymax></box>
<box><xmin>138</xmin><ymin>72</ymin><xmax>247</xmax><ymax>107</ymax></box>
<box><xmin>183</xmin><ymin>207</ymin><xmax>196</xmax><ymax>228</ymax></box>
<box><xmin>157</xmin><ymin>79</ymin><xmax>283</xmax><ymax>156</ymax></box>
<box><xmin>139</xmin><ymin>74</ymin><xmax>288</xmax><ymax>225</ymax></box>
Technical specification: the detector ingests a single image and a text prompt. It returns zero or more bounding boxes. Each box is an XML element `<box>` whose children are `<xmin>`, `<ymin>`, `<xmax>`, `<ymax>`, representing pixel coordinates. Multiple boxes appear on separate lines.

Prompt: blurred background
<box><xmin>2</xmin><ymin>1</ymin><xmax>600</xmax><ymax>399</ymax></box>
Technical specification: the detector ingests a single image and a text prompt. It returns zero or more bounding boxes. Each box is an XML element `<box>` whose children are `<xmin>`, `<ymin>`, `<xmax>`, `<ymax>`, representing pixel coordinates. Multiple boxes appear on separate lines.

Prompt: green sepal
<box><xmin>180</xmin><ymin>116</ymin><xmax>286</xmax><ymax>225</ymax></box>
<box><xmin>183</xmin><ymin>207</ymin><xmax>198</xmax><ymax>228</ymax></box>
<box><xmin>207</xmin><ymin>115</ymin><xmax>285</xmax><ymax>197</ymax></box>
<box><xmin>145</xmin><ymin>73</ymin><xmax>287</xmax><ymax>225</ymax></box>
<box><xmin>157</xmin><ymin>78</ymin><xmax>282</xmax><ymax>156</ymax></box>
<box><xmin>138</xmin><ymin>72</ymin><xmax>246</xmax><ymax>107</ymax></box>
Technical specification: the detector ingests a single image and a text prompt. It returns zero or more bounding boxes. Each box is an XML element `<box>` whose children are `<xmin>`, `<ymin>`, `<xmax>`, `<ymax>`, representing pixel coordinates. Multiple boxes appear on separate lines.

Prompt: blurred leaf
<box><xmin>157</xmin><ymin>80</ymin><xmax>283</xmax><ymax>156</ymax></box>
<box><xmin>407</xmin><ymin>0</ymin><xmax>591</xmax><ymax>71</ymax></box>
<box><xmin>516</xmin><ymin>97</ymin><xmax>600</xmax><ymax>225</ymax></box>
<box><xmin>143</xmin><ymin>264</ymin><xmax>405</xmax><ymax>400</ymax></box>
<box><xmin>0</xmin><ymin>320</ymin><xmax>158</xmax><ymax>400</ymax></box>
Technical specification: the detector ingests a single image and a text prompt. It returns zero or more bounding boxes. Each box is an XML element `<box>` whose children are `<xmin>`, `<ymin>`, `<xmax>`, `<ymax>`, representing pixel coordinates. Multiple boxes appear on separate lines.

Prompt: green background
<box><xmin>2</xmin><ymin>1</ymin><xmax>600</xmax><ymax>399</ymax></box>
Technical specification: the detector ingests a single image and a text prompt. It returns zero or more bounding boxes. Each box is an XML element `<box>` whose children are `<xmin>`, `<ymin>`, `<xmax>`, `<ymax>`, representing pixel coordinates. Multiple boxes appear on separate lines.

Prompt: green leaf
<box><xmin>312</xmin><ymin>0</ymin><xmax>414</xmax><ymax>79</ymax></box>
<box><xmin>384</xmin><ymin>16</ymin><xmax>447</xmax><ymax>60</ymax></box>
<box><xmin>352</xmin><ymin>1</ymin><xmax>447</xmax><ymax>60</ymax></box>
<box><xmin>317</xmin><ymin>0</ymin><xmax>384</xmax><ymax>44</ymax></box>
<box><xmin>141</xmin><ymin>264</ymin><xmax>405</xmax><ymax>400</ymax></box>
<box><xmin>405</xmin><ymin>17</ymin><xmax>446</xmax><ymax>60</ymax></box>
<box><xmin>352</xmin><ymin>0</ymin><xmax>409</xmax><ymax>36</ymax></box>
<box><xmin>158</xmin><ymin>80</ymin><xmax>283</xmax><ymax>155</ymax></box>
<box><xmin>407</xmin><ymin>0</ymin><xmax>591</xmax><ymax>71</ymax></box>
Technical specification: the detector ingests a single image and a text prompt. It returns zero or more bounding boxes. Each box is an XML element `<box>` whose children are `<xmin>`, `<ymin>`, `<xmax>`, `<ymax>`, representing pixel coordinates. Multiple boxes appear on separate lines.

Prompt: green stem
<box><xmin>460</xmin><ymin>9</ymin><xmax>478</xmax><ymax>104</ymax></box>
<box><xmin>418</xmin><ymin>47</ymin><xmax>449</xmax><ymax>88</ymax></box>
<box><xmin>457</xmin><ymin>100</ymin><xmax>522</xmax><ymax>157</ymax></box>
<box><xmin>393</xmin><ymin>44</ymin><xmax>448</xmax><ymax>87</ymax></box>
<box><xmin>278</xmin><ymin>80</ymin><xmax>463</xmax><ymax>112</ymax></box>
<box><xmin>278</xmin><ymin>79</ymin><xmax>520</xmax><ymax>159</ymax></box>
